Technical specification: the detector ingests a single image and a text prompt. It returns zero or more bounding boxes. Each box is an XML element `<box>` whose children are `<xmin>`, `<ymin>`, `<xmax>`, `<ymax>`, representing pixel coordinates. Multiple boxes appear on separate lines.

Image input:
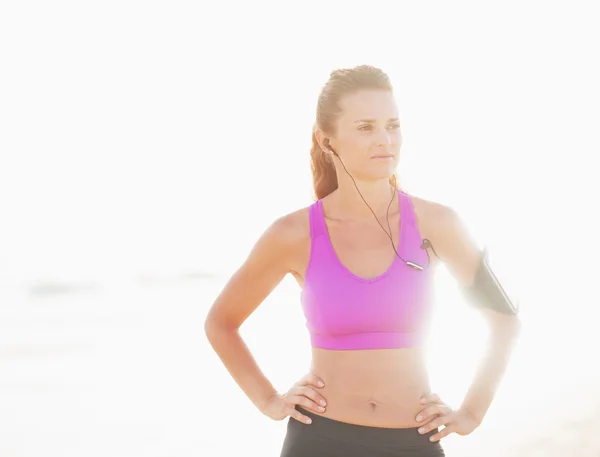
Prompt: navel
<box><xmin>367</xmin><ymin>400</ymin><xmax>379</xmax><ymax>412</ymax></box>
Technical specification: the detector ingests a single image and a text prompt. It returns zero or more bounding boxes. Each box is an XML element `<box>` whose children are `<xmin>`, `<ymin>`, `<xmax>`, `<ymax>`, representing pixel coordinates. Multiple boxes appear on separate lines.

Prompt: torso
<box><xmin>284</xmin><ymin>191</ymin><xmax>443</xmax><ymax>428</ymax></box>
<box><xmin>309</xmin><ymin>347</ymin><xmax>431</xmax><ymax>427</ymax></box>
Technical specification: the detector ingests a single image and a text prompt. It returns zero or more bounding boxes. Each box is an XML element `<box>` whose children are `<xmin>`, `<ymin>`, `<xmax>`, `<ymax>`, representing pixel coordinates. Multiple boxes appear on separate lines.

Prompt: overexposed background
<box><xmin>1</xmin><ymin>1</ymin><xmax>599</xmax><ymax>456</ymax></box>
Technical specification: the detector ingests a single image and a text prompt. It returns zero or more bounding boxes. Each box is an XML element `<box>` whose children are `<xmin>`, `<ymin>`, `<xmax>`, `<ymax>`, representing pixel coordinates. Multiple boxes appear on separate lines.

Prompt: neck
<box><xmin>329</xmin><ymin>176</ymin><xmax>398</xmax><ymax>220</ymax></box>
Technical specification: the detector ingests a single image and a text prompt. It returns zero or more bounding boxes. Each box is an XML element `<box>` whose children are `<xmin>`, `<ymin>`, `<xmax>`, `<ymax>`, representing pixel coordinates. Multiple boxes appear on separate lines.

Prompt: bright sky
<box><xmin>0</xmin><ymin>2</ymin><xmax>599</xmax><ymax>455</ymax></box>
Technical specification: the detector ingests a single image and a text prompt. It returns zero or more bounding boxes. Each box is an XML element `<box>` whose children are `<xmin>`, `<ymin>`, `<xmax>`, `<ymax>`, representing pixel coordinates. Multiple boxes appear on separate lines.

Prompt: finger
<box><xmin>420</xmin><ymin>392</ymin><xmax>442</xmax><ymax>404</ymax></box>
<box><xmin>290</xmin><ymin>394</ymin><xmax>325</xmax><ymax>413</ymax></box>
<box><xmin>289</xmin><ymin>407</ymin><xmax>312</xmax><ymax>425</ymax></box>
<box><xmin>302</xmin><ymin>373</ymin><xmax>325</xmax><ymax>388</ymax></box>
<box><xmin>289</xmin><ymin>385</ymin><xmax>326</xmax><ymax>408</ymax></box>
<box><xmin>429</xmin><ymin>423</ymin><xmax>455</xmax><ymax>442</ymax></box>
<box><xmin>416</xmin><ymin>405</ymin><xmax>452</xmax><ymax>423</ymax></box>
<box><xmin>418</xmin><ymin>415</ymin><xmax>449</xmax><ymax>435</ymax></box>
<box><xmin>298</xmin><ymin>386</ymin><xmax>327</xmax><ymax>408</ymax></box>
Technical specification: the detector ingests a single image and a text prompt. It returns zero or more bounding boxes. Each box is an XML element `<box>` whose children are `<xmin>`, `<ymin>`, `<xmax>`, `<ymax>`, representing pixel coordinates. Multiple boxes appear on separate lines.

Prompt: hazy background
<box><xmin>1</xmin><ymin>1</ymin><xmax>599</xmax><ymax>456</ymax></box>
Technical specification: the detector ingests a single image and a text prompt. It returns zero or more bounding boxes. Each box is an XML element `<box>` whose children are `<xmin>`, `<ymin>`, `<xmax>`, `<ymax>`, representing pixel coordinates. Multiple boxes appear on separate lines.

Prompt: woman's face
<box><xmin>330</xmin><ymin>89</ymin><xmax>402</xmax><ymax>181</ymax></box>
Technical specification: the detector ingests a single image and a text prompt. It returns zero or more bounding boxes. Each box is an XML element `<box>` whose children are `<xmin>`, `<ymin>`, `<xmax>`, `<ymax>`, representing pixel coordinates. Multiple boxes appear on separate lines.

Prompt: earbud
<box><xmin>324</xmin><ymin>138</ymin><xmax>337</xmax><ymax>156</ymax></box>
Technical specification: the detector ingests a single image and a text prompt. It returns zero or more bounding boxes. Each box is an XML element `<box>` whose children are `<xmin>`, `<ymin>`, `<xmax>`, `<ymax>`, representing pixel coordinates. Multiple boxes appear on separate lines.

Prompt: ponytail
<box><xmin>309</xmin><ymin>130</ymin><xmax>338</xmax><ymax>200</ymax></box>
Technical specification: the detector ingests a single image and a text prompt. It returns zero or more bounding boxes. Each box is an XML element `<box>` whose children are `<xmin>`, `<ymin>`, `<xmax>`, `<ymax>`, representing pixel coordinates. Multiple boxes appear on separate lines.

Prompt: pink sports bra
<box><xmin>300</xmin><ymin>190</ymin><xmax>435</xmax><ymax>350</ymax></box>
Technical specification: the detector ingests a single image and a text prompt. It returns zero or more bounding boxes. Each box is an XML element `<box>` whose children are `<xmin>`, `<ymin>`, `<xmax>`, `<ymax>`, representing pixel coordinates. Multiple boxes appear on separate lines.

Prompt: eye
<box><xmin>358</xmin><ymin>124</ymin><xmax>373</xmax><ymax>131</ymax></box>
<box><xmin>388</xmin><ymin>123</ymin><xmax>400</xmax><ymax>130</ymax></box>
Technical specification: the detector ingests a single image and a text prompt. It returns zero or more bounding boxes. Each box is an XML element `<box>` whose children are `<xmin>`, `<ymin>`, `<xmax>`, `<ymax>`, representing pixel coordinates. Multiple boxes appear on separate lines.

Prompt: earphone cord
<box><xmin>334</xmin><ymin>153</ymin><xmax>411</xmax><ymax>266</ymax></box>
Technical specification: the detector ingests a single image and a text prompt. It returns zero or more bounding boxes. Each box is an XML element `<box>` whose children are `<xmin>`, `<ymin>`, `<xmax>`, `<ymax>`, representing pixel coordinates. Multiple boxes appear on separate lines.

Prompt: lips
<box><xmin>371</xmin><ymin>154</ymin><xmax>394</xmax><ymax>159</ymax></box>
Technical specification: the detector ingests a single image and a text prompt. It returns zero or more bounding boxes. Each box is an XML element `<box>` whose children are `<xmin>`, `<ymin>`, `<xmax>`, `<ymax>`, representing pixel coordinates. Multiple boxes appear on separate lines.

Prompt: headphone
<box><xmin>323</xmin><ymin>138</ymin><xmax>427</xmax><ymax>271</ymax></box>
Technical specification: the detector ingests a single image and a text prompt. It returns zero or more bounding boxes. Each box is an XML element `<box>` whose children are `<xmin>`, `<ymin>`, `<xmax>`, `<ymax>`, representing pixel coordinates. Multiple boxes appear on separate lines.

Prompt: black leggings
<box><xmin>280</xmin><ymin>406</ymin><xmax>445</xmax><ymax>457</ymax></box>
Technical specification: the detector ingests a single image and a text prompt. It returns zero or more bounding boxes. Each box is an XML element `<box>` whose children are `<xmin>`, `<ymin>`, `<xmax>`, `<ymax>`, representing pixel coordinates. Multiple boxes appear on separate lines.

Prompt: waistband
<box><xmin>293</xmin><ymin>406</ymin><xmax>440</xmax><ymax>449</ymax></box>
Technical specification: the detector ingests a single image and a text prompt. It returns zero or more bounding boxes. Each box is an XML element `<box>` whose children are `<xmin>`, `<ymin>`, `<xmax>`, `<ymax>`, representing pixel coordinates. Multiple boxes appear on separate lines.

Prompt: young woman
<box><xmin>205</xmin><ymin>65</ymin><xmax>521</xmax><ymax>457</ymax></box>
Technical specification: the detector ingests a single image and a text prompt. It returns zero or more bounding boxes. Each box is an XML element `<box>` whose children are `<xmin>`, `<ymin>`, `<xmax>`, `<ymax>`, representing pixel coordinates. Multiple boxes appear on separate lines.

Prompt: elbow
<box><xmin>490</xmin><ymin>314</ymin><xmax>522</xmax><ymax>344</ymax></box>
<box><xmin>204</xmin><ymin>315</ymin><xmax>222</xmax><ymax>340</ymax></box>
<box><xmin>204</xmin><ymin>313</ymin><xmax>238</xmax><ymax>341</ymax></box>
<box><xmin>204</xmin><ymin>316</ymin><xmax>214</xmax><ymax>338</ymax></box>
<box><xmin>204</xmin><ymin>317</ymin><xmax>224</xmax><ymax>349</ymax></box>
<box><xmin>506</xmin><ymin>313</ymin><xmax>522</xmax><ymax>333</ymax></box>
<box><xmin>204</xmin><ymin>316</ymin><xmax>241</xmax><ymax>358</ymax></box>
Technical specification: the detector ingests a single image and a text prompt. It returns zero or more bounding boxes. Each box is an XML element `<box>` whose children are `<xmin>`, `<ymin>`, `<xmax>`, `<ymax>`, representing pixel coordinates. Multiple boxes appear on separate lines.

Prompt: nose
<box><xmin>374</xmin><ymin>127</ymin><xmax>393</xmax><ymax>146</ymax></box>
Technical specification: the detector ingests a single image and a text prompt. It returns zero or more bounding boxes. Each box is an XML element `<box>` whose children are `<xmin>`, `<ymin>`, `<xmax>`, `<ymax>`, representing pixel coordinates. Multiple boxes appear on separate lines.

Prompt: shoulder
<box><xmin>254</xmin><ymin>205</ymin><xmax>311</xmax><ymax>259</ymax></box>
<box><xmin>406</xmin><ymin>193</ymin><xmax>458</xmax><ymax>234</ymax></box>
<box><xmin>267</xmin><ymin>205</ymin><xmax>311</xmax><ymax>243</ymax></box>
<box><xmin>408</xmin><ymin>192</ymin><xmax>481</xmax><ymax>286</ymax></box>
<box><xmin>252</xmin><ymin>205</ymin><xmax>311</xmax><ymax>275</ymax></box>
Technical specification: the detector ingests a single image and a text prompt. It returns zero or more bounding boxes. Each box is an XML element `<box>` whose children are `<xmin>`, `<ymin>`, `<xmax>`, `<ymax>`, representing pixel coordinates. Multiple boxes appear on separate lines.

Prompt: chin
<box><xmin>370</xmin><ymin>166</ymin><xmax>397</xmax><ymax>180</ymax></box>
<box><xmin>366</xmin><ymin>157</ymin><xmax>398</xmax><ymax>174</ymax></box>
<box><xmin>354</xmin><ymin>162</ymin><xmax>397</xmax><ymax>181</ymax></box>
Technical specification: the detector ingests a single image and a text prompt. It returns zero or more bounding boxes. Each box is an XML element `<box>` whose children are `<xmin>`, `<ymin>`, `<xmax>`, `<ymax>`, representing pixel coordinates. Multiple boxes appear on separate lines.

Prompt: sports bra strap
<box><xmin>309</xmin><ymin>200</ymin><xmax>328</xmax><ymax>239</ymax></box>
<box><xmin>399</xmin><ymin>190</ymin><xmax>417</xmax><ymax>228</ymax></box>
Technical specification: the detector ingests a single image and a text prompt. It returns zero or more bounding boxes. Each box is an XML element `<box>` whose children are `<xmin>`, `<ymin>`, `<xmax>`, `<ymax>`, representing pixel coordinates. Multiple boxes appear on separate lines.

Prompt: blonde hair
<box><xmin>310</xmin><ymin>65</ymin><xmax>396</xmax><ymax>200</ymax></box>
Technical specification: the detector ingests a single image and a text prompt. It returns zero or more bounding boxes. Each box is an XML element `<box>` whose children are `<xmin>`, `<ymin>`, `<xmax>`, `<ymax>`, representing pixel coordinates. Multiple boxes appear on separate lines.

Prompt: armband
<box><xmin>462</xmin><ymin>248</ymin><xmax>519</xmax><ymax>315</ymax></box>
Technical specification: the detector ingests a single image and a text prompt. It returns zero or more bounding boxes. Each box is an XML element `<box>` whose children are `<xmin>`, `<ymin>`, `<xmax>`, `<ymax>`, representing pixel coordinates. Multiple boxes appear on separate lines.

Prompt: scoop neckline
<box><xmin>318</xmin><ymin>189</ymin><xmax>404</xmax><ymax>283</ymax></box>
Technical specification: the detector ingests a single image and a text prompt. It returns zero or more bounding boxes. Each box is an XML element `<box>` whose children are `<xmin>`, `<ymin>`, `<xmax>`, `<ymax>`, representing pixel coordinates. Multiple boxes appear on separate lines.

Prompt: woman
<box><xmin>204</xmin><ymin>65</ymin><xmax>521</xmax><ymax>457</ymax></box>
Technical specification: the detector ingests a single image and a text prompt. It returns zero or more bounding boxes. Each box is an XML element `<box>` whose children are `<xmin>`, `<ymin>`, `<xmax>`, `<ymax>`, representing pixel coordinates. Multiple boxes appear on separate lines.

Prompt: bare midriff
<box><xmin>309</xmin><ymin>347</ymin><xmax>432</xmax><ymax>428</ymax></box>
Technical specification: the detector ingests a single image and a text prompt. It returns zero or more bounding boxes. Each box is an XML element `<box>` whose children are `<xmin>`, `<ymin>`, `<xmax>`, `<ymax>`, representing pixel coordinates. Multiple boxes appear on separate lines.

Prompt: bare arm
<box><xmin>204</xmin><ymin>214</ymin><xmax>303</xmax><ymax>413</ymax></box>
<box><xmin>430</xmin><ymin>204</ymin><xmax>521</xmax><ymax>425</ymax></box>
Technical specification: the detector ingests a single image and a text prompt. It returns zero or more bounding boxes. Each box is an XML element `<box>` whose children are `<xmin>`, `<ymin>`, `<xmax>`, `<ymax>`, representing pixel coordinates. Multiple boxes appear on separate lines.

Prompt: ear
<box><xmin>314</xmin><ymin>129</ymin><xmax>331</xmax><ymax>153</ymax></box>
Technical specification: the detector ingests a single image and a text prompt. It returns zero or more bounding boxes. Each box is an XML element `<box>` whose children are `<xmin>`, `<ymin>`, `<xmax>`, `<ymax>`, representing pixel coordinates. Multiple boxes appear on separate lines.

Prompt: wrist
<box><xmin>458</xmin><ymin>405</ymin><xmax>483</xmax><ymax>427</ymax></box>
<box><xmin>258</xmin><ymin>390</ymin><xmax>280</xmax><ymax>414</ymax></box>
